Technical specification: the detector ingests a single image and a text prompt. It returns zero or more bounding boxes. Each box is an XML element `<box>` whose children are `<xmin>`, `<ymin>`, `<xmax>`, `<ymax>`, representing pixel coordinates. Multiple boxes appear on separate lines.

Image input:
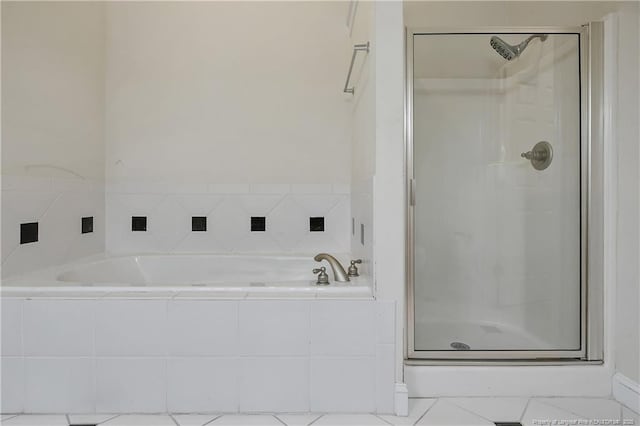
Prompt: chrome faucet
<box><xmin>314</xmin><ymin>253</ymin><xmax>350</xmax><ymax>282</ymax></box>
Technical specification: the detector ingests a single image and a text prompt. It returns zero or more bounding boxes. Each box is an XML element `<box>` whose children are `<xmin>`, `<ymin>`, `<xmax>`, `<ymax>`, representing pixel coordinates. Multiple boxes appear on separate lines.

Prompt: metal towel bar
<box><xmin>343</xmin><ymin>42</ymin><xmax>370</xmax><ymax>94</ymax></box>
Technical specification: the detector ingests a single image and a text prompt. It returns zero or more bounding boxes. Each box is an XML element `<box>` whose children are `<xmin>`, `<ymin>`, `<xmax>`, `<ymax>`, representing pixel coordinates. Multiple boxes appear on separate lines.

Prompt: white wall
<box><xmin>371</xmin><ymin>0</ymin><xmax>406</xmax><ymax>399</ymax></box>
<box><xmin>1</xmin><ymin>2</ymin><xmax>106</xmax><ymax>278</ymax></box>
<box><xmin>105</xmin><ymin>1</ymin><xmax>351</xmax><ymax>186</ymax></box>
<box><xmin>613</xmin><ymin>4</ymin><xmax>640</xmax><ymax>385</ymax></box>
<box><xmin>348</xmin><ymin>3</ymin><xmax>405</xmax><ymax>407</ymax></box>
<box><xmin>104</xmin><ymin>2</ymin><xmax>353</xmax><ymax>255</ymax></box>
<box><xmin>404</xmin><ymin>1</ymin><xmax>628</xmax><ymax>28</ymax></box>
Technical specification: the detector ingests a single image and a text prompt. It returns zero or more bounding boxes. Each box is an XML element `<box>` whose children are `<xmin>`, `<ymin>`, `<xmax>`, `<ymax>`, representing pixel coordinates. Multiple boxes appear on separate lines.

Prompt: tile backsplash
<box><xmin>106</xmin><ymin>183</ymin><xmax>350</xmax><ymax>254</ymax></box>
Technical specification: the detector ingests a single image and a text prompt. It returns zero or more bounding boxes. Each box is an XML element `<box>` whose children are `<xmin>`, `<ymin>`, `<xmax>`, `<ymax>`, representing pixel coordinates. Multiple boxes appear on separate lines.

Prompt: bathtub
<box><xmin>0</xmin><ymin>254</ymin><xmax>372</xmax><ymax>299</ymax></box>
<box><xmin>0</xmin><ymin>254</ymin><xmax>393</xmax><ymax>415</ymax></box>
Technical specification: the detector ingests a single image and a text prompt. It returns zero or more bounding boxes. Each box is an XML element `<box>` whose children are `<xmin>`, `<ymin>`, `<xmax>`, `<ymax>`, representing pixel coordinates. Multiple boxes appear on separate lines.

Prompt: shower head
<box><xmin>490</xmin><ymin>34</ymin><xmax>548</xmax><ymax>61</ymax></box>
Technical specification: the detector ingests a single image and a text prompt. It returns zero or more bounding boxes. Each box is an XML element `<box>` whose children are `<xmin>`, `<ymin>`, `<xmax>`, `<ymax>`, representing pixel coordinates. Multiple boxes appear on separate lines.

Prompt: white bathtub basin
<box><xmin>1</xmin><ymin>254</ymin><xmax>372</xmax><ymax>299</ymax></box>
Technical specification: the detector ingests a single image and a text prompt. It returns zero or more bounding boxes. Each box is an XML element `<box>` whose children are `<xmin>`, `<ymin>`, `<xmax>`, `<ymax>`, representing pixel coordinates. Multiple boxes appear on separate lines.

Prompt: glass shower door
<box><xmin>409</xmin><ymin>30</ymin><xmax>587</xmax><ymax>358</ymax></box>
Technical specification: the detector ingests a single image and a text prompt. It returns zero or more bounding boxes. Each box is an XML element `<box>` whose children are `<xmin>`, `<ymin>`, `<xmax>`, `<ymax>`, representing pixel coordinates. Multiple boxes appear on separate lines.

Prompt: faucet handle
<box><xmin>348</xmin><ymin>259</ymin><xmax>362</xmax><ymax>277</ymax></box>
<box><xmin>313</xmin><ymin>267</ymin><xmax>330</xmax><ymax>285</ymax></box>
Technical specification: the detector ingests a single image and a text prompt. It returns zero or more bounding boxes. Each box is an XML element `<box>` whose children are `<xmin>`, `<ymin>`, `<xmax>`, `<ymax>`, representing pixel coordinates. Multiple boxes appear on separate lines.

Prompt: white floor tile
<box><xmin>535</xmin><ymin>398</ymin><xmax>621</xmax><ymax>422</ymax></box>
<box><xmin>274</xmin><ymin>414</ymin><xmax>321</xmax><ymax>426</ymax></box>
<box><xmin>311</xmin><ymin>414</ymin><xmax>388</xmax><ymax>425</ymax></box>
<box><xmin>209</xmin><ymin>415</ymin><xmax>282</xmax><ymax>425</ymax></box>
<box><xmin>378</xmin><ymin>398</ymin><xmax>437</xmax><ymax>425</ymax></box>
<box><xmin>68</xmin><ymin>414</ymin><xmax>119</xmax><ymax>425</ymax></box>
<box><xmin>622</xmin><ymin>407</ymin><xmax>639</xmax><ymax>424</ymax></box>
<box><xmin>416</xmin><ymin>400</ymin><xmax>494</xmax><ymax>425</ymax></box>
<box><xmin>172</xmin><ymin>414</ymin><xmax>220</xmax><ymax>426</ymax></box>
<box><xmin>1</xmin><ymin>415</ymin><xmax>68</xmax><ymax>425</ymax></box>
<box><xmin>522</xmin><ymin>400</ymin><xmax>585</xmax><ymax>426</ymax></box>
<box><xmin>445</xmin><ymin>397</ymin><xmax>529</xmax><ymax>422</ymax></box>
<box><xmin>101</xmin><ymin>415</ymin><xmax>176</xmax><ymax>425</ymax></box>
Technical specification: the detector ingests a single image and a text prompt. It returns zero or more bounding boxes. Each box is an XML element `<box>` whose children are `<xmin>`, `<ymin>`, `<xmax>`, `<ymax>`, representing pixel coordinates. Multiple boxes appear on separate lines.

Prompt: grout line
<box><xmin>620</xmin><ymin>404</ymin><xmax>623</xmax><ymax>423</ymax></box>
<box><xmin>164</xmin><ymin>299</ymin><xmax>170</xmax><ymax>413</ymax></box>
<box><xmin>273</xmin><ymin>414</ymin><xmax>287</xmax><ymax>425</ymax></box>
<box><xmin>308</xmin><ymin>299</ymin><xmax>313</xmax><ymax>411</ymax></box>
<box><xmin>235</xmin><ymin>300</ymin><xmax>241</xmax><ymax>413</ymax></box>
<box><xmin>169</xmin><ymin>413</ymin><xmax>180</xmax><ymax>426</ymax></box>
<box><xmin>202</xmin><ymin>414</ymin><xmax>222</xmax><ymax>425</ymax></box>
<box><xmin>538</xmin><ymin>397</ymin><xmax>609</xmax><ymax>421</ymax></box>
<box><xmin>308</xmin><ymin>414</ymin><xmax>324</xmax><ymax>425</ymax></box>
<box><xmin>92</xmin><ymin>300</ymin><xmax>97</xmax><ymax>414</ymax></box>
<box><xmin>65</xmin><ymin>414</ymin><xmax>71</xmax><ymax>425</ymax></box>
<box><xmin>443</xmin><ymin>399</ymin><xmax>497</xmax><ymax>424</ymax></box>
<box><xmin>374</xmin><ymin>413</ymin><xmax>394</xmax><ymax>425</ymax></box>
<box><xmin>519</xmin><ymin>398</ymin><xmax>532</xmax><ymax>423</ymax></box>
<box><xmin>414</xmin><ymin>399</ymin><xmax>438</xmax><ymax>426</ymax></box>
<box><xmin>97</xmin><ymin>414</ymin><xmax>120</xmax><ymax>424</ymax></box>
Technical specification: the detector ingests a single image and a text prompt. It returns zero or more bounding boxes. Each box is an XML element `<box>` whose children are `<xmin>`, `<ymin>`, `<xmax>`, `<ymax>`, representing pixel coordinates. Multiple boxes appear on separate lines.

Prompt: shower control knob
<box><xmin>313</xmin><ymin>267</ymin><xmax>330</xmax><ymax>285</ymax></box>
<box><xmin>521</xmin><ymin>141</ymin><xmax>553</xmax><ymax>171</ymax></box>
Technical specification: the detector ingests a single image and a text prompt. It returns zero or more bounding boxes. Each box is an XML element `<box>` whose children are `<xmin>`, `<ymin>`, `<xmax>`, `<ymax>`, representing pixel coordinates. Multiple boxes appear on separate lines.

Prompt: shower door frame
<box><xmin>405</xmin><ymin>24</ymin><xmax>604</xmax><ymax>361</ymax></box>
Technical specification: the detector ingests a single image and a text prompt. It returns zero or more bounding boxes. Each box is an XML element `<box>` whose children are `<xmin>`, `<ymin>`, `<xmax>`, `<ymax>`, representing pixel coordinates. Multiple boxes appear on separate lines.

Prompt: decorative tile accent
<box><xmin>191</xmin><ymin>216</ymin><xmax>207</xmax><ymax>232</ymax></box>
<box><xmin>105</xmin><ymin>185</ymin><xmax>349</xmax><ymax>254</ymax></box>
<box><xmin>131</xmin><ymin>216</ymin><xmax>147</xmax><ymax>232</ymax></box>
<box><xmin>2</xmin><ymin>176</ymin><xmax>104</xmax><ymax>278</ymax></box>
<box><xmin>81</xmin><ymin>216</ymin><xmax>94</xmax><ymax>234</ymax></box>
<box><xmin>310</xmin><ymin>216</ymin><xmax>325</xmax><ymax>232</ymax></box>
<box><xmin>20</xmin><ymin>222</ymin><xmax>38</xmax><ymax>244</ymax></box>
<box><xmin>250</xmin><ymin>216</ymin><xmax>266</xmax><ymax>232</ymax></box>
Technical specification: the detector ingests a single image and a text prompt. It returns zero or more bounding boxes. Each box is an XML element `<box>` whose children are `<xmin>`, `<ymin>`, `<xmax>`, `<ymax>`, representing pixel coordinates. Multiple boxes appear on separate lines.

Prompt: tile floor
<box><xmin>1</xmin><ymin>397</ymin><xmax>637</xmax><ymax>426</ymax></box>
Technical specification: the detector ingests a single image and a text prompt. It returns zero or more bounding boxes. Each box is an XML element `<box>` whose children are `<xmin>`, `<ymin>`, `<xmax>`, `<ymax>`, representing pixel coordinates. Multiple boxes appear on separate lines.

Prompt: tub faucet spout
<box><xmin>314</xmin><ymin>253</ymin><xmax>350</xmax><ymax>282</ymax></box>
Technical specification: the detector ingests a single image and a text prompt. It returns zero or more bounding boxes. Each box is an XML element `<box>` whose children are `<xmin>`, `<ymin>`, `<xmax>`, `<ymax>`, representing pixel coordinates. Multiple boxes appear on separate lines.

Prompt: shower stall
<box><xmin>406</xmin><ymin>24</ymin><xmax>604</xmax><ymax>360</ymax></box>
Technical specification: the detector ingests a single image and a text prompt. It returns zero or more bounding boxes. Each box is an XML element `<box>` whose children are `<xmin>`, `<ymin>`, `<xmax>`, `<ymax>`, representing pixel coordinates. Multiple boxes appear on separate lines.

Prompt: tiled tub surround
<box><xmin>105</xmin><ymin>183</ymin><xmax>350</xmax><ymax>255</ymax></box>
<box><xmin>1</xmin><ymin>176</ymin><xmax>105</xmax><ymax>279</ymax></box>
<box><xmin>0</xmin><ymin>296</ymin><xmax>395</xmax><ymax>415</ymax></box>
